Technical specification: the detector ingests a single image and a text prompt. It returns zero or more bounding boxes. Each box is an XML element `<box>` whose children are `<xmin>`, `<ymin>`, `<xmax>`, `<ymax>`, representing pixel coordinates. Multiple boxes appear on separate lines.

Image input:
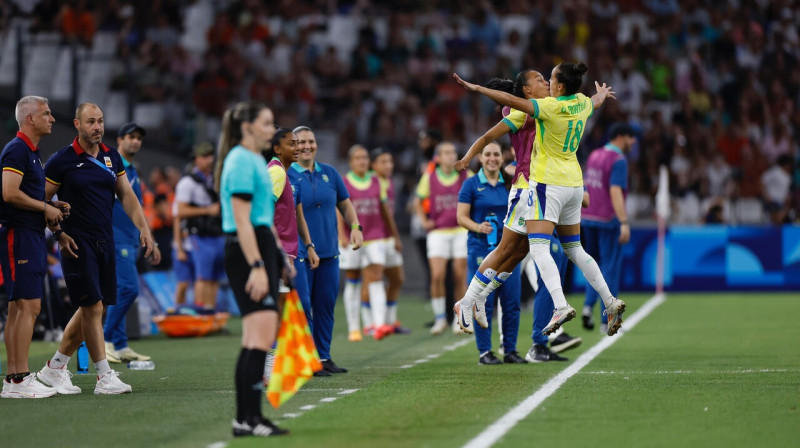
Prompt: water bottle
<box><xmin>76</xmin><ymin>342</ymin><xmax>90</xmax><ymax>374</ymax></box>
<box><xmin>486</xmin><ymin>212</ymin><xmax>499</xmax><ymax>249</ymax></box>
<box><xmin>128</xmin><ymin>360</ymin><xmax>155</xmax><ymax>370</ymax></box>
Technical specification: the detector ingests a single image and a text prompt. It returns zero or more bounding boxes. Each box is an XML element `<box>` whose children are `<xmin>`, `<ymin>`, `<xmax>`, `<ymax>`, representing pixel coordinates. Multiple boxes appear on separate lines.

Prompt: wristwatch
<box><xmin>306</xmin><ymin>242</ymin><xmax>316</xmax><ymax>250</ymax></box>
<box><xmin>352</xmin><ymin>224</ymin><xmax>363</xmax><ymax>232</ymax></box>
<box><xmin>250</xmin><ymin>259</ymin><xmax>265</xmax><ymax>269</ymax></box>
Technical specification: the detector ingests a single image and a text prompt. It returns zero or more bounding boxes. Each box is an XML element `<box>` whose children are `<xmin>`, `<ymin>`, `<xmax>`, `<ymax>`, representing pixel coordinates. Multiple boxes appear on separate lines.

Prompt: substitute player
<box><xmin>1</xmin><ymin>96</ymin><xmax>64</xmax><ymax>398</ymax></box>
<box><xmin>104</xmin><ymin>122</ymin><xmax>161</xmax><ymax>364</ymax></box>
<box><xmin>582</xmin><ymin>123</ymin><xmax>635</xmax><ymax>334</ymax></box>
<box><xmin>414</xmin><ymin>142</ymin><xmax>470</xmax><ymax>334</ymax></box>
<box><xmin>454</xmin><ymin>62</ymin><xmax>625</xmax><ymax>336</ymax></box>
<box><xmin>38</xmin><ymin>103</ymin><xmax>157</xmax><ymax>395</ymax></box>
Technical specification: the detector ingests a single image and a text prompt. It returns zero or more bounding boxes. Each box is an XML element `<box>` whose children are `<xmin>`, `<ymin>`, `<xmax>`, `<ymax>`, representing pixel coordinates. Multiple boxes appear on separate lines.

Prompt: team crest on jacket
<box><xmin>104</xmin><ymin>156</ymin><xmax>112</xmax><ymax>167</ymax></box>
<box><xmin>322</xmin><ymin>174</ymin><xmax>329</xmax><ymax>182</ymax></box>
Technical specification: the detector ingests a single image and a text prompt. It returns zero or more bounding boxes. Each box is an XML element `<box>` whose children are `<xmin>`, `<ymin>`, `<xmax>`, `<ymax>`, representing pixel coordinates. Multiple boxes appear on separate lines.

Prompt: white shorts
<box><xmin>526</xmin><ymin>183</ymin><xmax>583</xmax><ymax>225</ymax></box>
<box><xmin>426</xmin><ymin>229</ymin><xmax>468</xmax><ymax>259</ymax></box>
<box><xmin>503</xmin><ymin>185</ymin><xmax>532</xmax><ymax>235</ymax></box>
<box><xmin>384</xmin><ymin>238</ymin><xmax>404</xmax><ymax>268</ymax></box>
<box><xmin>339</xmin><ymin>239</ymin><xmax>387</xmax><ymax>270</ymax></box>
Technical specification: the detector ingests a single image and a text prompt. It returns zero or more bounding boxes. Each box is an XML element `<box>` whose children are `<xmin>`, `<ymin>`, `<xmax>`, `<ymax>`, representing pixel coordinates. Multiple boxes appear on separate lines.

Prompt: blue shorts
<box><xmin>189</xmin><ymin>235</ymin><xmax>225</xmax><ymax>281</ymax></box>
<box><xmin>61</xmin><ymin>235</ymin><xmax>117</xmax><ymax>307</ymax></box>
<box><xmin>0</xmin><ymin>226</ymin><xmax>46</xmax><ymax>300</ymax></box>
<box><xmin>172</xmin><ymin>247</ymin><xmax>195</xmax><ymax>283</ymax></box>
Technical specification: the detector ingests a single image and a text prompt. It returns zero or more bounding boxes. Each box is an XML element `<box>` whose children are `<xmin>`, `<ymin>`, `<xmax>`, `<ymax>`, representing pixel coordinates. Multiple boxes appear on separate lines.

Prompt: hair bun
<box><xmin>574</xmin><ymin>62</ymin><xmax>588</xmax><ymax>76</ymax></box>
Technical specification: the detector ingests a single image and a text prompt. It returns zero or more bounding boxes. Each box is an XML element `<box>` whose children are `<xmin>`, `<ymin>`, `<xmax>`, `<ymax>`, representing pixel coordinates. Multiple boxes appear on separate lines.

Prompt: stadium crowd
<box><xmin>1</xmin><ymin>0</ymin><xmax>798</xmax><ymax>225</ymax></box>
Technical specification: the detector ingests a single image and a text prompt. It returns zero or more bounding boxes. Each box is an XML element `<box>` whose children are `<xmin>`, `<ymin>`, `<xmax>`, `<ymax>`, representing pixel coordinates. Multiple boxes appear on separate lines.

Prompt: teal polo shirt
<box><xmin>220</xmin><ymin>145</ymin><xmax>273</xmax><ymax>233</ymax></box>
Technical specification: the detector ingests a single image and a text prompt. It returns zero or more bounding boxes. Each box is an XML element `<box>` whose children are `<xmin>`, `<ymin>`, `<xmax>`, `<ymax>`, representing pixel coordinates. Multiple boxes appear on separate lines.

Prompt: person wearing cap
<box><xmin>103</xmin><ymin>122</ymin><xmax>161</xmax><ymax>363</ymax></box>
<box><xmin>581</xmin><ymin>123</ymin><xmax>636</xmax><ymax>333</ymax></box>
<box><xmin>174</xmin><ymin>142</ymin><xmax>224</xmax><ymax>310</ymax></box>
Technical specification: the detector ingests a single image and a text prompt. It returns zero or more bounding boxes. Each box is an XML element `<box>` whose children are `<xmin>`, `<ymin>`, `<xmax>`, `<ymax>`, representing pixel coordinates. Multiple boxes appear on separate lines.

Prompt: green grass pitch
<box><xmin>1</xmin><ymin>292</ymin><xmax>798</xmax><ymax>448</ymax></box>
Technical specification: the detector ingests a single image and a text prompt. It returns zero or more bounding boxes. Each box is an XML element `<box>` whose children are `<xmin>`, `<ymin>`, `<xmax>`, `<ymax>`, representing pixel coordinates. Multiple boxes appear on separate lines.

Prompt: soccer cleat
<box><xmin>105</xmin><ymin>342</ymin><xmax>122</xmax><ymax>364</ymax></box>
<box><xmin>1</xmin><ymin>374</ymin><xmax>56</xmax><ymax>398</ymax></box>
<box><xmin>453</xmin><ymin>300</ymin><xmax>473</xmax><ymax>334</ymax></box>
<box><xmin>363</xmin><ymin>325</ymin><xmax>375</xmax><ymax>337</ymax></box>
<box><xmin>116</xmin><ymin>347</ymin><xmax>151</xmax><ymax>362</ymax></box>
<box><xmin>429</xmin><ymin>318</ymin><xmax>448</xmax><ymax>335</ymax></box>
<box><xmin>526</xmin><ymin>344</ymin><xmax>568</xmax><ymax>363</ymax></box>
<box><xmin>348</xmin><ymin>330</ymin><xmax>363</xmax><ymax>342</ymax></box>
<box><xmin>232</xmin><ymin>418</ymin><xmax>288</xmax><ymax>437</ymax></box>
<box><xmin>373</xmin><ymin>325</ymin><xmax>394</xmax><ymax>341</ymax></box>
<box><xmin>322</xmin><ymin>359</ymin><xmax>348</xmax><ymax>374</ymax></box>
<box><xmin>392</xmin><ymin>322</ymin><xmax>412</xmax><ymax>334</ymax></box>
<box><xmin>550</xmin><ymin>332</ymin><xmax>583</xmax><ymax>353</ymax></box>
<box><xmin>473</xmin><ymin>298</ymin><xmax>489</xmax><ymax>329</ymax></box>
<box><xmin>38</xmin><ymin>363</ymin><xmax>82</xmax><ymax>394</ymax></box>
<box><xmin>313</xmin><ymin>369</ymin><xmax>332</xmax><ymax>377</ymax></box>
<box><xmin>479</xmin><ymin>352</ymin><xmax>503</xmax><ymax>365</ymax></box>
<box><xmin>94</xmin><ymin>370</ymin><xmax>132</xmax><ymax>395</ymax></box>
<box><xmin>541</xmin><ymin>305</ymin><xmax>576</xmax><ymax>336</ymax></box>
<box><xmin>503</xmin><ymin>351</ymin><xmax>528</xmax><ymax>364</ymax></box>
<box><xmin>604</xmin><ymin>298</ymin><xmax>626</xmax><ymax>336</ymax></box>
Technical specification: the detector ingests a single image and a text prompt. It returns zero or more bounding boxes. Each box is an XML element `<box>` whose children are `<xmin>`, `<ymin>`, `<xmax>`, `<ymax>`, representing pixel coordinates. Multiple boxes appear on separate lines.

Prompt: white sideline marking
<box><xmin>207</xmin><ymin>442</ymin><xmax>227</xmax><ymax>448</ymax></box>
<box><xmin>582</xmin><ymin>368</ymin><xmax>792</xmax><ymax>375</ymax></box>
<box><xmin>463</xmin><ymin>294</ymin><xmax>666</xmax><ymax>448</ymax></box>
<box><xmin>399</xmin><ymin>364</ymin><xmax>414</xmax><ymax>369</ymax></box>
<box><xmin>339</xmin><ymin>389</ymin><xmax>359</xmax><ymax>395</ymax></box>
<box><xmin>299</xmin><ymin>404</ymin><xmax>316</xmax><ymax>411</ymax></box>
<box><xmin>320</xmin><ymin>397</ymin><xmax>338</xmax><ymax>403</ymax></box>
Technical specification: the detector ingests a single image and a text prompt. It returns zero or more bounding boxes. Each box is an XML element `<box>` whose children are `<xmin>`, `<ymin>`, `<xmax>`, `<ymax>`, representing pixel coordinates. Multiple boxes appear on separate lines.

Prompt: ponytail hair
<box><xmin>555</xmin><ymin>62</ymin><xmax>588</xmax><ymax>96</ymax></box>
<box><xmin>214</xmin><ymin>101</ymin><xmax>268</xmax><ymax>192</ymax></box>
<box><xmin>485</xmin><ymin>69</ymin><xmax>535</xmax><ymax>103</ymax></box>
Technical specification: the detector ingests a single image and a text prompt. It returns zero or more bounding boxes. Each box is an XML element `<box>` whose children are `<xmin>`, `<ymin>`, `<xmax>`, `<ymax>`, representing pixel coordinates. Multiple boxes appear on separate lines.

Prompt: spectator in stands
<box><xmin>59</xmin><ymin>0</ymin><xmax>96</xmax><ymax>46</ymax></box>
<box><xmin>762</xmin><ymin>154</ymin><xmax>794</xmax><ymax>224</ymax></box>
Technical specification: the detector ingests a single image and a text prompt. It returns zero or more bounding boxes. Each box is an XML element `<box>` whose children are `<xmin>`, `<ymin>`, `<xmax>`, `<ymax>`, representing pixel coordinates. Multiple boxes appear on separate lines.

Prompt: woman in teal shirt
<box><xmin>216</xmin><ymin>101</ymin><xmax>288</xmax><ymax>438</ymax></box>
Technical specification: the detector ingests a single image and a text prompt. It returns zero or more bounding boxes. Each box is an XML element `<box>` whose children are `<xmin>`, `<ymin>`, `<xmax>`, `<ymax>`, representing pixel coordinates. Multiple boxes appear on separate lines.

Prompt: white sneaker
<box><xmin>38</xmin><ymin>363</ymin><xmax>82</xmax><ymax>394</ymax></box>
<box><xmin>452</xmin><ymin>316</ymin><xmax>465</xmax><ymax>335</ymax></box>
<box><xmin>453</xmin><ymin>300</ymin><xmax>474</xmax><ymax>334</ymax></box>
<box><xmin>94</xmin><ymin>370</ymin><xmax>132</xmax><ymax>395</ymax></box>
<box><xmin>473</xmin><ymin>298</ymin><xmax>489</xmax><ymax>329</ymax></box>
<box><xmin>542</xmin><ymin>305</ymin><xmax>576</xmax><ymax>336</ymax></box>
<box><xmin>116</xmin><ymin>347</ymin><xmax>151</xmax><ymax>362</ymax></box>
<box><xmin>1</xmin><ymin>373</ymin><xmax>56</xmax><ymax>398</ymax></box>
<box><xmin>430</xmin><ymin>318</ymin><xmax>448</xmax><ymax>335</ymax></box>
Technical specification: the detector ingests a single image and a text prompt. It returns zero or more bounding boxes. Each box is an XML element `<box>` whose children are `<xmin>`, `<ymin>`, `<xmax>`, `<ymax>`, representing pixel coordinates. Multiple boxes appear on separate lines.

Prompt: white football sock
<box><xmin>562</xmin><ymin>243</ymin><xmax>613</xmax><ymax>307</ymax></box>
<box><xmin>432</xmin><ymin>297</ymin><xmax>446</xmax><ymax>320</ymax></box>
<box><xmin>48</xmin><ymin>351</ymin><xmax>70</xmax><ymax>370</ymax></box>
<box><xmin>343</xmin><ymin>279</ymin><xmax>362</xmax><ymax>332</ymax></box>
<box><xmin>529</xmin><ymin>234</ymin><xmax>568</xmax><ymax>309</ymax></box>
<box><xmin>368</xmin><ymin>281</ymin><xmax>387</xmax><ymax>327</ymax></box>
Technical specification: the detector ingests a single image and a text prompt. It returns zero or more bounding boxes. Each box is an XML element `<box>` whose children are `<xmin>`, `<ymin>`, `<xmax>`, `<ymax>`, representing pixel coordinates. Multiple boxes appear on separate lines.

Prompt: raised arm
<box><xmin>591</xmin><ymin>81</ymin><xmax>616</xmax><ymax>110</ymax></box>
<box><xmin>453</xmin><ymin>73</ymin><xmax>535</xmax><ymax>116</ymax></box>
<box><xmin>455</xmin><ymin>121</ymin><xmax>511</xmax><ymax>171</ymax></box>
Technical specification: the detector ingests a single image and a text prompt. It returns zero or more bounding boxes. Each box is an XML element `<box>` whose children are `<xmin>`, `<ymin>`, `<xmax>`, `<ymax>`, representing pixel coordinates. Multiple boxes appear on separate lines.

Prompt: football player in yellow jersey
<box><xmin>454</xmin><ymin>62</ymin><xmax>627</xmax><ymax>337</ymax></box>
<box><xmin>451</xmin><ymin>70</ymin><xmax>549</xmax><ymax>335</ymax></box>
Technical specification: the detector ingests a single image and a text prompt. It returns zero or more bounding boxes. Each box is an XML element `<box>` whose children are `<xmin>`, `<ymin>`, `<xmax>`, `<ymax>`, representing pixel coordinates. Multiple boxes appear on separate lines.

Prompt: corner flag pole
<box><xmin>655</xmin><ymin>165</ymin><xmax>670</xmax><ymax>295</ymax></box>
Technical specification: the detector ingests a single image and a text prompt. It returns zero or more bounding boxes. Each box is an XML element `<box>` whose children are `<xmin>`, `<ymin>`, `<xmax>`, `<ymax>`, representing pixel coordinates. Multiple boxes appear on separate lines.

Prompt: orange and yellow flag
<box><xmin>267</xmin><ymin>289</ymin><xmax>322</xmax><ymax>408</ymax></box>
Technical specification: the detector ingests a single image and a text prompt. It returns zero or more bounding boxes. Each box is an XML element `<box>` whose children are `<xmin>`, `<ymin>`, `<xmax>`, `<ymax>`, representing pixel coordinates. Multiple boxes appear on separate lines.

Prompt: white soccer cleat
<box><xmin>454</xmin><ymin>300</ymin><xmax>474</xmax><ymax>334</ymax></box>
<box><xmin>94</xmin><ymin>370</ymin><xmax>132</xmax><ymax>395</ymax></box>
<box><xmin>38</xmin><ymin>363</ymin><xmax>82</xmax><ymax>395</ymax></box>
<box><xmin>473</xmin><ymin>298</ymin><xmax>489</xmax><ymax>329</ymax></box>
<box><xmin>604</xmin><ymin>298</ymin><xmax>626</xmax><ymax>336</ymax></box>
<box><xmin>430</xmin><ymin>318</ymin><xmax>448</xmax><ymax>335</ymax></box>
<box><xmin>541</xmin><ymin>305</ymin><xmax>576</xmax><ymax>336</ymax></box>
<box><xmin>1</xmin><ymin>374</ymin><xmax>56</xmax><ymax>398</ymax></box>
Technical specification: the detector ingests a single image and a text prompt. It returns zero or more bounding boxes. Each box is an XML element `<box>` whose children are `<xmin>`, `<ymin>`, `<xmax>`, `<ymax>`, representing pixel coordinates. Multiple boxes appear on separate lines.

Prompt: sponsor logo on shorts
<box><xmin>17</xmin><ymin>259</ymin><xmax>28</xmax><ymax>264</ymax></box>
<box><xmin>518</xmin><ymin>217</ymin><xmax>525</xmax><ymax>226</ymax></box>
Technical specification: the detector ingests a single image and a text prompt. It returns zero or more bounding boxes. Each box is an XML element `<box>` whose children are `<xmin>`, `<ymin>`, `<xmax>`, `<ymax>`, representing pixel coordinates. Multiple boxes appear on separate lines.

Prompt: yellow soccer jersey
<box><xmin>529</xmin><ymin>93</ymin><xmax>594</xmax><ymax>187</ymax></box>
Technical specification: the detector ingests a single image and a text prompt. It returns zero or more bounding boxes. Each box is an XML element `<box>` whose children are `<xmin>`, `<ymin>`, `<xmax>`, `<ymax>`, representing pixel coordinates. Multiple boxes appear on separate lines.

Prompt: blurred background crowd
<box><xmin>0</xmin><ymin>0</ymin><xmax>798</xmax><ymax>229</ymax></box>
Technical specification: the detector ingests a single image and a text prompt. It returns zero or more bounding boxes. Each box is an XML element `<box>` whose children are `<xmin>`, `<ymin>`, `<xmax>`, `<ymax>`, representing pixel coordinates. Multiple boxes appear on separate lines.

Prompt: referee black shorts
<box><xmin>225</xmin><ymin>226</ymin><xmax>281</xmax><ymax>316</ymax></box>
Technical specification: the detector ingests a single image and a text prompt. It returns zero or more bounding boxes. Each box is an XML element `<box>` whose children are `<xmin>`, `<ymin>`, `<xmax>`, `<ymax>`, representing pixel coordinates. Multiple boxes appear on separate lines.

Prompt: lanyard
<box><xmin>85</xmin><ymin>154</ymin><xmax>116</xmax><ymax>178</ymax></box>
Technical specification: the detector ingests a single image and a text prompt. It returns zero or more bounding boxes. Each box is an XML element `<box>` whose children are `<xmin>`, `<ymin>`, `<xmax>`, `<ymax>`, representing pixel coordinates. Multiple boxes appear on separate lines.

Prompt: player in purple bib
<box><xmin>415</xmin><ymin>142</ymin><xmax>470</xmax><ymax>334</ymax></box>
<box><xmin>371</xmin><ymin>148</ymin><xmax>407</xmax><ymax>334</ymax></box>
<box><xmin>452</xmin><ymin>70</ymin><xmax>551</xmax><ymax>334</ymax></box>
<box><xmin>581</xmin><ymin>123</ymin><xmax>635</xmax><ymax>333</ymax></box>
<box><xmin>267</xmin><ymin>129</ymin><xmax>319</xmax><ymax>310</ymax></box>
<box><xmin>339</xmin><ymin>145</ymin><xmax>398</xmax><ymax>341</ymax></box>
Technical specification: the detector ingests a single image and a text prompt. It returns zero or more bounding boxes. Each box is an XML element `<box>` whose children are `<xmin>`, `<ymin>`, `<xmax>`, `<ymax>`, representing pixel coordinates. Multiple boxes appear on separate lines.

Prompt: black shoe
<box><xmin>232</xmin><ymin>418</ymin><xmax>289</xmax><ymax>437</ymax></box>
<box><xmin>313</xmin><ymin>369</ymin><xmax>332</xmax><ymax>377</ymax></box>
<box><xmin>479</xmin><ymin>351</ymin><xmax>503</xmax><ymax>365</ymax></box>
<box><xmin>550</xmin><ymin>332</ymin><xmax>583</xmax><ymax>353</ymax></box>
<box><xmin>525</xmin><ymin>344</ymin><xmax>568</xmax><ymax>362</ymax></box>
<box><xmin>503</xmin><ymin>351</ymin><xmax>528</xmax><ymax>364</ymax></box>
<box><xmin>322</xmin><ymin>359</ymin><xmax>348</xmax><ymax>373</ymax></box>
<box><xmin>582</xmin><ymin>313</ymin><xmax>595</xmax><ymax>330</ymax></box>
